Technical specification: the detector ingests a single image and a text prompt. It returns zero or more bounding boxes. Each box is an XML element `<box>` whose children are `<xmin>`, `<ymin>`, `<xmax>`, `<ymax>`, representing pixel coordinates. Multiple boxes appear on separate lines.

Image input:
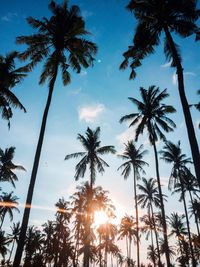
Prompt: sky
<box><xmin>0</xmin><ymin>0</ymin><xmax>200</xmax><ymax>264</ymax></box>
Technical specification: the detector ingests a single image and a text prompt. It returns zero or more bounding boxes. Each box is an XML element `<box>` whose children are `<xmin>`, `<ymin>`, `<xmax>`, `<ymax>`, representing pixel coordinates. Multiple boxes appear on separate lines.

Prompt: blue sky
<box><xmin>1</xmin><ymin>0</ymin><xmax>200</xmax><ymax>263</ymax></box>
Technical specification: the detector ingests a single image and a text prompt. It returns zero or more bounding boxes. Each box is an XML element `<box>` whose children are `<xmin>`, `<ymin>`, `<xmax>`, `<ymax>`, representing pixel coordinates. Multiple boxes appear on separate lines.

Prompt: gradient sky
<box><xmin>1</xmin><ymin>0</ymin><xmax>200</xmax><ymax>263</ymax></box>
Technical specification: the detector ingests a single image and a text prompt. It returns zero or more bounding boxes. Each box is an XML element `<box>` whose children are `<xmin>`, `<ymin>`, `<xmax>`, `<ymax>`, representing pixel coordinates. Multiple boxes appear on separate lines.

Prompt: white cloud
<box><xmin>161</xmin><ymin>59</ymin><xmax>172</xmax><ymax>68</ymax></box>
<box><xmin>1</xmin><ymin>12</ymin><xmax>17</xmax><ymax>22</ymax></box>
<box><xmin>184</xmin><ymin>71</ymin><xmax>196</xmax><ymax>77</ymax></box>
<box><xmin>116</xmin><ymin>127</ymin><xmax>135</xmax><ymax>147</ymax></box>
<box><xmin>68</xmin><ymin>87</ymin><xmax>82</xmax><ymax>95</ymax></box>
<box><xmin>172</xmin><ymin>72</ymin><xmax>177</xmax><ymax>85</ymax></box>
<box><xmin>78</xmin><ymin>104</ymin><xmax>105</xmax><ymax>123</ymax></box>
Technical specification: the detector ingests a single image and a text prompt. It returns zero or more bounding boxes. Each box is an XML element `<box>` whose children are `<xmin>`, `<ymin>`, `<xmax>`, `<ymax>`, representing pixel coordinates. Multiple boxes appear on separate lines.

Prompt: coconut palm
<box><xmin>0</xmin><ymin>230</ymin><xmax>10</xmax><ymax>258</ymax></box>
<box><xmin>138</xmin><ymin>178</ymin><xmax>163</xmax><ymax>266</ymax></box>
<box><xmin>0</xmin><ymin>51</ymin><xmax>27</xmax><ymax>128</ymax></box>
<box><xmin>118</xmin><ymin>215</ymin><xmax>137</xmax><ymax>261</ymax></box>
<box><xmin>65</xmin><ymin>127</ymin><xmax>116</xmax><ymax>187</ymax></box>
<box><xmin>0</xmin><ymin>192</ymin><xmax>19</xmax><ymax>229</ymax></box>
<box><xmin>118</xmin><ymin>141</ymin><xmax>148</xmax><ymax>267</ymax></box>
<box><xmin>168</xmin><ymin>212</ymin><xmax>187</xmax><ymax>258</ymax></box>
<box><xmin>13</xmin><ymin>1</ymin><xmax>97</xmax><ymax>266</ymax></box>
<box><xmin>120</xmin><ymin>0</ymin><xmax>200</xmax><ymax>189</ymax></box>
<box><xmin>0</xmin><ymin>146</ymin><xmax>26</xmax><ymax>187</ymax></box>
<box><xmin>120</xmin><ymin>85</ymin><xmax>176</xmax><ymax>266</ymax></box>
<box><xmin>160</xmin><ymin>141</ymin><xmax>196</xmax><ymax>266</ymax></box>
<box><xmin>7</xmin><ymin>222</ymin><xmax>20</xmax><ymax>262</ymax></box>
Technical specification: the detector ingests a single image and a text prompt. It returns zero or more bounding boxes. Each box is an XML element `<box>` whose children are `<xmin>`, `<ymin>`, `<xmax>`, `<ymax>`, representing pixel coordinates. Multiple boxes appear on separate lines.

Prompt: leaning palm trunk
<box><xmin>180</xmin><ymin>180</ymin><xmax>196</xmax><ymax>267</ymax></box>
<box><xmin>152</xmin><ymin>141</ymin><xmax>171</xmax><ymax>267</ymax></box>
<box><xmin>163</xmin><ymin>26</ymin><xmax>200</xmax><ymax>188</ymax></box>
<box><xmin>13</xmin><ymin>65</ymin><xmax>58</xmax><ymax>267</ymax></box>
<box><xmin>133</xmin><ymin>168</ymin><xmax>140</xmax><ymax>267</ymax></box>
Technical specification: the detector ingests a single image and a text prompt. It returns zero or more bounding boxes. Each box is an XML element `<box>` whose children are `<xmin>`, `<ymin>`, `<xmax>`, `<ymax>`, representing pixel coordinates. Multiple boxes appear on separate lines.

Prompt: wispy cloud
<box><xmin>1</xmin><ymin>12</ymin><xmax>17</xmax><ymax>22</ymax></box>
<box><xmin>78</xmin><ymin>104</ymin><xmax>105</xmax><ymax>123</ymax></box>
<box><xmin>172</xmin><ymin>72</ymin><xmax>177</xmax><ymax>85</ymax></box>
<box><xmin>82</xmin><ymin>10</ymin><xmax>93</xmax><ymax>19</ymax></box>
<box><xmin>184</xmin><ymin>71</ymin><xmax>196</xmax><ymax>77</ymax></box>
<box><xmin>80</xmin><ymin>70</ymin><xmax>87</xmax><ymax>76</ymax></box>
<box><xmin>161</xmin><ymin>59</ymin><xmax>172</xmax><ymax>68</ymax></box>
<box><xmin>68</xmin><ymin>87</ymin><xmax>82</xmax><ymax>95</ymax></box>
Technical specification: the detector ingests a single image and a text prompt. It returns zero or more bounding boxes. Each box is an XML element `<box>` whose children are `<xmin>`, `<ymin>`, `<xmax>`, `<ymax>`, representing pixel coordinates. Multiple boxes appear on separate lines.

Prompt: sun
<box><xmin>94</xmin><ymin>210</ymin><xmax>109</xmax><ymax>227</ymax></box>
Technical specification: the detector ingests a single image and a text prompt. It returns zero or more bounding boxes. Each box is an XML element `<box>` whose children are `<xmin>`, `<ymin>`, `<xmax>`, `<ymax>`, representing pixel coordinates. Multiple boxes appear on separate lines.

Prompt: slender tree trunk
<box><xmin>152</xmin><ymin>141</ymin><xmax>171</xmax><ymax>267</ymax></box>
<box><xmin>8</xmin><ymin>240</ymin><xmax>15</xmax><ymax>262</ymax></box>
<box><xmin>0</xmin><ymin>212</ymin><xmax>5</xmax><ymax>229</ymax></box>
<box><xmin>133</xmin><ymin>168</ymin><xmax>140</xmax><ymax>267</ymax></box>
<box><xmin>180</xmin><ymin>183</ymin><xmax>196</xmax><ymax>267</ymax></box>
<box><xmin>189</xmin><ymin>190</ymin><xmax>200</xmax><ymax>236</ymax></box>
<box><xmin>150</xmin><ymin>204</ymin><xmax>162</xmax><ymax>267</ymax></box>
<box><xmin>126</xmin><ymin>235</ymin><xmax>128</xmax><ymax>259</ymax></box>
<box><xmin>13</xmin><ymin>65</ymin><xmax>59</xmax><ymax>267</ymax></box>
<box><xmin>164</xmin><ymin>26</ymin><xmax>200</xmax><ymax>188</ymax></box>
<box><xmin>150</xmin><ymin>227</ymin><xmax>156</xmax><ymax>267</ymax></box>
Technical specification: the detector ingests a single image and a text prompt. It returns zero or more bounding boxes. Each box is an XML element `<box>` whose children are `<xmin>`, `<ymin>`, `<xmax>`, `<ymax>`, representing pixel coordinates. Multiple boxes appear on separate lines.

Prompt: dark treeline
<box><xmin>0</xmin><ymin>0</ymin><xmax>200</xmax><ymax>267</ymax></box>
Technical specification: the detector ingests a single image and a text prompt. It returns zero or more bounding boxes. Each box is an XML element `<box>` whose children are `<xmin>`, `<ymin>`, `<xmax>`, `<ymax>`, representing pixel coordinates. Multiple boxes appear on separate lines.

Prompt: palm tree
<box><xmin>120</xmin><ymin>0</ymin><xmax>200</xmax><ymax>188</ymax></box>
<box><xmin>138</xmin><ymin>178</ymin><xmax>163</xmax><ymax>266</ymax></box>
<box><xmin>0</xmin><ymin>51</ymin><xmax>27</xmax><ymax>128</ymax></box>
<box><xmin>7</xmin><ymin>222</ymin><xmax>20</xmax><ymax>262</ymax></box>
<box><xmin>120</xmin><ymin>85</ymin><xmax>176</xmax><ymax>266</ymax></box>
<box><xmin>13</xmin><ymin>1</ymin><xmax>97</xmax><ymax>266</ymax></box>
<box><xmin>118</xmin><ymin>215</ymin><xmax>137</xmax><ymax>261</ymax></box>
<box><xmin>0</xmin><ymin>146</ymin><xmax>26</xmax><ymax>187</ymax></box>
<box><xmin>118</xmin><ymin>141</ymin><xmax>148</xmax><ymax>267</ymax></box>
<box><xmin>0</xmin><ymin>192</ymin><xmax>19</xmax><ymax>229</ymax></box>
<box><xmin>168</xmin><ymin>212</ymin><xmax>187</xmax><ymax>258</ymax></box>
<box><xmin>65</xmin><ymin>127</ymin><xmax>115</xmax><ymax>187</ymax></box>
<box><xmin>160</xmin><ymin>140</ymin><xmax>197</xmax><ymax>266</ymax></box>
<box><xmin>0</xmin><ymin>230</ymin><xmax>10</xmax><ymax>258</ymax></box>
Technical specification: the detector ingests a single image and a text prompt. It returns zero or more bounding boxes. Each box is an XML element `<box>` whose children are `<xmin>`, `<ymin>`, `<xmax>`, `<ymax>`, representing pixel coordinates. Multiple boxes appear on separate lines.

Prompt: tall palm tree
<box><xmin>0</xmin><ymin>192</ymin><xmax>19</xmax><ymax>229</ymax></box>
<box><xmin>13</xmin><ymin>1</ymin><xmax>97</xmax><ymax>266</ymax></box>
<box><xmin>120</xmin><ymin>85</ymin><xmax>176</xmax><ymax>266</ymax></box>
<box><xmin>0</xmin><ymin>51</ymin><xmax>27</xmax><ymax>128</ymax></box>
<box><xmin>118</xmin><ymin>141</ymin><xmax>148</xmax><ymax>267</ymax></box>
<box><xmin>120</xmin><ymin>0</ymin><xmax>200</xmax><ymax>188</ymax></box>
<box><xmin>65</xmin><ymin>127</ymin><xmax>115</xmax><ymax>187</ymax></box>
<box><xmin>160</xmin><ymin>140</ymin><xmax>197</xmax><ymax>266</ymax></box>
<box><xmin>138</xmin><ymin>178</ymin><xmax>163</xmax><ymax>266</ymax></box>
<box><xmin>0</xmin><ymin>146</ymin><xmax>26</xmax><ymax>187</ymax></box>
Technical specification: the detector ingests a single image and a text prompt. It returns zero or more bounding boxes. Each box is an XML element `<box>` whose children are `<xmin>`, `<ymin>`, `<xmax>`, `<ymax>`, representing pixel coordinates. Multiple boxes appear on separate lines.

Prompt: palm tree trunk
<box><xmin>150</xmin><ymin>227</ymin><xmax>156</xmax><ymax>267</ymax></box>
<box><xmin>8</xmin><ymin>240</ymin><xmax>15</xmax><ymax>262</ymax></box>
<box><xmin>188</xmin><ymin>189</ymin><xmax>200</xmax><ymax>236</ymax></box>
<box><xmin>152</xmin><ymin>141</ymin><xmax>171</xmax><ymax>267</ymax></box>
<box><xmin>181</xmin><ymin>184</ymin><xmax>196</xmax><ymax>267</ymax></box>
<box><xmin>0</xmin><ymin>212</ymin><xmax>5</xmax><ymax>229</ymax></box>
<box><xmin>150</xmin><ymin>204</ymin><xmax>162</xmax><ymax>267</ymax></box>
<box><xmin>13</xmin><ymin>65</ymin><xmax>59</xmax><ymax>267</ymax></box>
<box><xmin>164</xmin><ymin>26</ymin><xmax>200</xmax><ymax>188</ymax></box>
<box><xmin>133</xmin><ymin>168</ymin><xmax>140</xmax><ymax>267</ymax></box>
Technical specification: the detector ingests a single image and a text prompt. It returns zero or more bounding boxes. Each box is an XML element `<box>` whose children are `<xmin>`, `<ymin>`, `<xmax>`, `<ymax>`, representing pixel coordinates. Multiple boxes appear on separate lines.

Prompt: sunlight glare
<box><xmin>94</xmin><ymin>210</ymin><xmax>109</xmax><ymax>227</ymax></box>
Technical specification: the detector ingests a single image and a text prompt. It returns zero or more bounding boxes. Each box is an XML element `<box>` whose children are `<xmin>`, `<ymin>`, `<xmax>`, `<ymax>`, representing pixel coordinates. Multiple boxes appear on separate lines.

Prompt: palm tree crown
<box><xmin>0</xmin><ymin>52</ymin><xmax>27</xmax><ymax>127</ymax></box>
<box><xmin>120</xmin><ymin>85</ymin><xmax>176</xmax><ymax>144</ymax></box>
<box><xmin>160</xmin><ymin>141</ymin><xmax>192</xmax><ymax>190</ymax></box>
<box><xmin>17</xmin><ymin>0</ymin><xmax>97</xmax><ymax>87</ymax></box>
<box><xmin>65</xmin><ymin>127</ymin><xmax>116</xmax><ymax>186</ymax></box>
<box><xmin>120</xmin><ymin>0</ymin><xmax>200</xmax><ymax>78</ymax></box>
<box><xmin>0</xmin><ymin>147</ymin><xmax>26</xmax><ymax>187</ymax></box>
<box><xmin>118</xmin><ymin>141</ymin><xmax>148</xmax><ymax>179</ymax></box>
